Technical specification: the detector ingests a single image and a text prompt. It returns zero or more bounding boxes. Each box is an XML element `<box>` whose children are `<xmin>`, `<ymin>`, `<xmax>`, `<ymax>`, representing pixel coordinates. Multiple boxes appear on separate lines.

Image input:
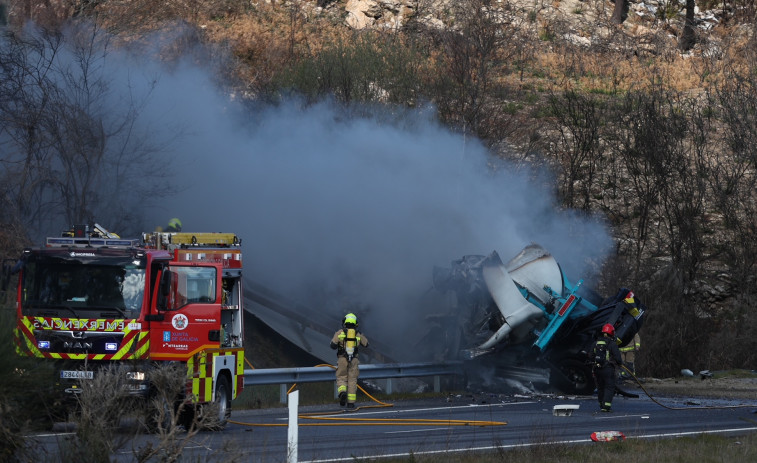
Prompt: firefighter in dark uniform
<box><xmin>330</xmin><ymin>313</ymin><xmax>369</xmax><ymax>409</ymax></box>
<box><xmin>593</xmin><ymin>323</ymin><xmax>623</xmax><ymax>412</ymax></box>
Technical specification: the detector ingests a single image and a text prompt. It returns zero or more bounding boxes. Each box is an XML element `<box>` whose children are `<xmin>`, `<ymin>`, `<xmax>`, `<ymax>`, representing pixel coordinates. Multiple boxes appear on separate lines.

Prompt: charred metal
<box><xmin>417</xmin><ymin>244</ymin><xmax>646</xmax><ymax>395</ymax></box>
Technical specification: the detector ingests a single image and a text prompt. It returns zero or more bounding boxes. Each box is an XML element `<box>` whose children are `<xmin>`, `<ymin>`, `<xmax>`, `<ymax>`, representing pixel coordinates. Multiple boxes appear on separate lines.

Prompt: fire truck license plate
<box><xmin>60</xmin><ymin>370</ymin><xmax>93</xmax><ymax>379</ymax></box>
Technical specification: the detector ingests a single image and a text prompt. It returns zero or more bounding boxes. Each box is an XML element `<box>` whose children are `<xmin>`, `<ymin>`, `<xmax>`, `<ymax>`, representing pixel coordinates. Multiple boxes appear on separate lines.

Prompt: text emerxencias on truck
<box><xmin>11</xmin><ymin>224</ymin><xmax>245</xmax><ymax>429</ymax></box>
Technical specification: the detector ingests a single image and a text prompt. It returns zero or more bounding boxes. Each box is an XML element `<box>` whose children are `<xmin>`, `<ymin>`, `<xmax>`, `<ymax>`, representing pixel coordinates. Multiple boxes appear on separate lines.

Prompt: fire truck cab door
<box><xmin>150</xmin><ymin>263</ymin><xmax>223</xmax><ymax>359</ymax></box>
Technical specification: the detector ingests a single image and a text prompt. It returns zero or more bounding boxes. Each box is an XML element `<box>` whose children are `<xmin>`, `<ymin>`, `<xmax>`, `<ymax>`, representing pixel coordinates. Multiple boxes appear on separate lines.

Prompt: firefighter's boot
<box><xmin>339</xmin><ymin>391</ymin><xmax>347</xmax><ymax>406</ymax></box>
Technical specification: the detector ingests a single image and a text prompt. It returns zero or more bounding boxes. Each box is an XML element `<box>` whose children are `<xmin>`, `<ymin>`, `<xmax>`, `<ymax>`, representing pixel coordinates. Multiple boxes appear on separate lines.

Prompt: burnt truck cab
<box><xmin>13</xmin><ymin>226</ymin><xmax>244</xmax><ymax>428</ymax></box>
<box><xmin>418</xmin><ymin>244</ymin><xmax>646</xmax><ymax>395</ymax></box>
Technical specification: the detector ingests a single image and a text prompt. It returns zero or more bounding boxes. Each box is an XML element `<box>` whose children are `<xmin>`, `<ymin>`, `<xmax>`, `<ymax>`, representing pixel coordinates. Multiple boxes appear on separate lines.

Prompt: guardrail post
<box><xmin>280</xmin><ymin>384</ymin><xmax>287</xmax><ymax>404</ymax></box>
<box><xmin>287</xmin><ymin>390</ymin><xmax>299</xmax><ymax>463</ymax></box>
<box><xmin>385</xmin><ymin>378</ymin><xmax>393</xmax><ymax>395</ymax></box>
<box><xmin>434</xmin><ymin>375</ymin><xmax>440</xmax><ymax>393</ymax></box>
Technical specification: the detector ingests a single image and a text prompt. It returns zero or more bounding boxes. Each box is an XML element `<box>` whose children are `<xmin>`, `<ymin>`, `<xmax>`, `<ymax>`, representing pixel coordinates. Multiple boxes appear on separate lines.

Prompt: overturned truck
<box><xmin>419</xmin><ymin>244</ymin><xmax>646</xmax><ymax>395</ymax></box>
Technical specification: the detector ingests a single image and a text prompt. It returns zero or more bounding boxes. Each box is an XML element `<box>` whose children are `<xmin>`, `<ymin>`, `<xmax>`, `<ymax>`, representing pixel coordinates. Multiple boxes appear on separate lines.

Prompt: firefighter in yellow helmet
<box><xmin>165</xmin><ymin>217</ymin><xmax>182</xmax><ymax>232</ymax></box>
<box><xmin>330</xmin><ymin>313</ymin><xmax>369</xmax><ymax>409</ymax></box>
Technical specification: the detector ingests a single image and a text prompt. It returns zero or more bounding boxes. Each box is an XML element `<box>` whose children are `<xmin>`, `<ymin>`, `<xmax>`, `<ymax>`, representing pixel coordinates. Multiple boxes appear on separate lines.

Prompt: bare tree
<box><xmin>656</xmin><ymin>93</ymin><xmax>708</xmax><ymax>282</ymax></box>
<box><xmin>67</xmin><ymin>362</ymin><xmax>226</xmax><ymax>463</ymax></box>
<box><xmin>705</xmin><ymin>62</ymin><xmax>757</xmax><ymax>292</ymax></box>
<box><xmin>0</xmin><ymin>21</ymin><xmax>175</xmax><ymax>238</ymax></box>
<box><xmin>431</xmin><ymin>0</ymin><xmax>519</xmax><ymax>141</ymax></box>
<box><xmin>610</xmin><ymin>0</ymin><xmax>627</xmax><ymax>24</ymax></box>
<box><xmin>604</xmin><ymin>90</ymin><xmax>667</xmax><ymax>269</ymax></box>
<box><xmin>547</xmin><ymin>90</ymin><xmax>605</xmax><ymax>210</ymax></box>
<box><xmin>679</xmin><ymin>0</ymin><xmax>696</xmax><ymax>51</ymax></box>
<box><xmin>63</xmin><ymin>364</ymin><xmax>140</xmax><ymax>462</ymax></box>
<box><xmin>0</xmin><ymin>30</ymin><xmax>65</xmax><ymax>232</ymax></box>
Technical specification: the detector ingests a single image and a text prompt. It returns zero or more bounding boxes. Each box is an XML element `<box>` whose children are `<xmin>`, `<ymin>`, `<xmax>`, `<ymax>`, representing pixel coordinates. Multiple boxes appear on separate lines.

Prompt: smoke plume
<box><xmin>16</xmin><ymin>24</ymin><xmax>614</xmax><ymax>357</ymax></box>
<box><xmin>139</xmin><ymin>69</ymin><xmax>613</xmax><ymax>352</ymax></box>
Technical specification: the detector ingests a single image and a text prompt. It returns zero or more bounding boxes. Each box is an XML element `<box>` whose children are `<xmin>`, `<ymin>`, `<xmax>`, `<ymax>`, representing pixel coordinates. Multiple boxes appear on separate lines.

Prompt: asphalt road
<box><xmin>31</xmin><ymin>387</ymin><xmax>757</xmax><ymax>462</ymax></box>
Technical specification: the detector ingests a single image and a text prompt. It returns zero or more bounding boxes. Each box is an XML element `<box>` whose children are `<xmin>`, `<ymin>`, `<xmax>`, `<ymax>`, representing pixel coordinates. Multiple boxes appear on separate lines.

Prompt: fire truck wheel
<box><xmin>206</xmin><ymin>374</ymin><xmax>232</xmax><ymax>430</ymax></box>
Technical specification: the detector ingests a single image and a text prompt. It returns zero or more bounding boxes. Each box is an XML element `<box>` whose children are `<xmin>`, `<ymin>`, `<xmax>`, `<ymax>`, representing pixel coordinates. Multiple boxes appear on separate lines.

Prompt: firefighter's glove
<box><xmin>330</xmin><ymin>342</ymin><xmax>338</xmax><ymax>350</ymax></box>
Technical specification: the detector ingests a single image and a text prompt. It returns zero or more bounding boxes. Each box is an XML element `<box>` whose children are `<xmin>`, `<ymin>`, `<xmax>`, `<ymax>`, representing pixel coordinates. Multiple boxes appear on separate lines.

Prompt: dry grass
<box><xmin>640</xmin><ymin>371</ymin><xmax>757</xmax><ymax>401</ymax></box>
<box><xmin>389</xmin><ymin>432</ymin><xmax>757</xmax><ymax>462</ymax></box>
<box><xmin>10</xmin><ymin>0</ymin><xmax>755</xmax><ymax>101</ymax></box>
<box><xmin>193</xmin><ymin>1</ymin><xmax>750</xmax><ymax>102</ymax></box>
<box><xmin>63</xmin><ymin>0</ymin><xmax>752</xmax><ymax>104</ymax></box>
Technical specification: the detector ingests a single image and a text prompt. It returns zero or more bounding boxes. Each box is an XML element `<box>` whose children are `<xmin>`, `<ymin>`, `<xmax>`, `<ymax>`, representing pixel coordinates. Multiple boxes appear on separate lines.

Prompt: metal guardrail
<box><xmin>243</xmin><ymin>361</ymin><xmax>463</xmax><ymax>402</ymax></box>
<box><xmin>243</xmin><ymin>361</ymin><xmax>462</xmax><ymax>385</ymax></box>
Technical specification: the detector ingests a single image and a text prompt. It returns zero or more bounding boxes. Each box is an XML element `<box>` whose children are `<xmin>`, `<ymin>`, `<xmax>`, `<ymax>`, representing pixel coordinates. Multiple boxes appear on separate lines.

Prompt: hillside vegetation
<box><xmin>1</xmin><ymin>0</ymin><xmax>757</xmax><ymax>380</ymax></box>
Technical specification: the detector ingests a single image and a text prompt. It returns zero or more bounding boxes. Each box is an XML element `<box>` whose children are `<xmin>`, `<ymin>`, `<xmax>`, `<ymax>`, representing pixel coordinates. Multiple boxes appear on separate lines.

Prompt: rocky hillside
<box><xmin>341</xmin><ymin>0</ymin><xmax>725</xmax><ymax>38</ymax></box>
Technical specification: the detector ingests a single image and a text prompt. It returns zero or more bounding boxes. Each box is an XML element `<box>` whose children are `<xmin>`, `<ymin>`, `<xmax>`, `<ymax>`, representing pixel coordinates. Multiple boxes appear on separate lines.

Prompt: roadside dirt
<box><xmin>631</xmin><ymin>375</ymin><xmax>757</xmax><ymax>401</ymax></box>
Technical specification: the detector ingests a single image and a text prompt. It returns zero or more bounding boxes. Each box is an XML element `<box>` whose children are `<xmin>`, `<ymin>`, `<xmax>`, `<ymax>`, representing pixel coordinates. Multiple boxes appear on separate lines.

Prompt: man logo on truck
<box><xmin>172</xmin><ymin>313</ymin><xmax>188</xmax><ymax>330</ymax></box>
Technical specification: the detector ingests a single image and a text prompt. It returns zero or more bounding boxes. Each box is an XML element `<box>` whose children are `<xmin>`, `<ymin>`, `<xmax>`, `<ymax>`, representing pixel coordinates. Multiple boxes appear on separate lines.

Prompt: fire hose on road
<box><xmin>621</xmin><ymin>365</ymin><xmax>757</xmax><ymax>411</ymax></box>
<box><xmin>229</xmin><ymin>360</ymin><xmax>507</xmax><ymax>428</ymax></box>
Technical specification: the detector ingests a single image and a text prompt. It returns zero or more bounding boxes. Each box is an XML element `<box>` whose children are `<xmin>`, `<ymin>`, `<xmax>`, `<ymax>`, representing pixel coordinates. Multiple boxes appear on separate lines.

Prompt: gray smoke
<box><xmin>60</xmin><ymin>29</ymin><xmax>614</xmax><ymax>354</ymax></box>
<box><xmin>144</xmin><ymin>97</ymin><xmax>612</xmax><ymax>347</ymax></box>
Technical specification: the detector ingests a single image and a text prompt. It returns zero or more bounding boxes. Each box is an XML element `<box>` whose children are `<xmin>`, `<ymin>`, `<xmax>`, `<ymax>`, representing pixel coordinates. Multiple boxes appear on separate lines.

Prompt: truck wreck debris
<box><xmin>417</xmin><ymin>244</ymin><xmax>647</xmax><ymax>395</ymax></box>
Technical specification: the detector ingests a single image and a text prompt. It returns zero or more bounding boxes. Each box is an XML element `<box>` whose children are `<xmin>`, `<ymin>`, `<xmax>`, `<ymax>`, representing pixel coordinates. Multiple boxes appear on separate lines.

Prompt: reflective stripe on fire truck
<box><xmin>235</xmin><ymin>348</ymin><xmax>244</xmax><ymax>396</ymax></box>
<box><xmin>188</xmin><ymin>350</ymin><xmax>213</xmax><ymax>403</ymax></box>
<box><xmin>119</xmin><ymin>331</ymin><xmax>150</xmax><ymax>358</ymax></box>
<box><xmin>186</xmin><ymin>348</ymin><xmax>244</xmax><ymax>403</ymax></box>
<box><xmin>15</xmin><ymin>316</ymin><xmax>150</xmax><ymax>360</ymax></box>
<box><xmin>15</xmin><ymin>318</ymin><xmax>45</xmax><ymax>358</ymax></box>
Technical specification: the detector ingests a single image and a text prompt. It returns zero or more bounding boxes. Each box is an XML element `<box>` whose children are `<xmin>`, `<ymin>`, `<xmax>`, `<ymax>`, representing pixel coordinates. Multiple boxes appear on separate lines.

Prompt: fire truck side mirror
<box><xmin>161</xmin><ymin>270</ymin><xmax>172</xmax><ymax>297</ymax></box>
<box><xmin>157</xmin><ymin>269</ymin><xmax>173</xmax><ymax>311</ymax></box>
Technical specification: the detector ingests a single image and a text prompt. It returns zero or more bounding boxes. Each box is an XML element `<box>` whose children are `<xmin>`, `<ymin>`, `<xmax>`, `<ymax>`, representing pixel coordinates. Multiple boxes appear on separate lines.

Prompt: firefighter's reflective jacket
<box><xmin>619</xmin><ymin>333</ymin><xmax>641</xmax><ymax>354</ymax></box>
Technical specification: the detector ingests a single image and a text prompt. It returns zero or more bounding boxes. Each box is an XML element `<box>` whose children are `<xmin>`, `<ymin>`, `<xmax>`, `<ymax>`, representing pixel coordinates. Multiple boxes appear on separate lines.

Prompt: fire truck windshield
<box><xmin>20</xmin><ymin>254</ymin><xmax>146</xmax><ymax>320</ymax></box>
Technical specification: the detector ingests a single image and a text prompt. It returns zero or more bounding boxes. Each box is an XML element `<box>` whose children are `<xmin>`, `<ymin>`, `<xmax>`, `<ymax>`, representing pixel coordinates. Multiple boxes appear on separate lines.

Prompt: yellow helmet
<box><xmin>168</xmin><ymin>217</ymin><xmax>182</xmax><ymax>231</ymax></box>
<box><xmin>343</xmin><ymin>313</ymin><xmax>357</xmax><ymax>326</ymax></box>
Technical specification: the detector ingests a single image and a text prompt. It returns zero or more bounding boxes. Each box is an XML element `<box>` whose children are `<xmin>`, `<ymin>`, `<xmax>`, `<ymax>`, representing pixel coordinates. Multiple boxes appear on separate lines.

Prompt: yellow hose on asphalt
<box><xmin>228</xmin><ymin>363</ymin><xmax>507</xmax><ymax>427</ymax></box>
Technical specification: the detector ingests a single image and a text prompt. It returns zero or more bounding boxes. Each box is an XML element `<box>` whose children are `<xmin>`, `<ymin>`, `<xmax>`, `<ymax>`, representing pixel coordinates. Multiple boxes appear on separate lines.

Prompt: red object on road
<box><xmin>591</xmin><ymin>430</ymin><xmax>626</xmax><ymax>442</ymax></box>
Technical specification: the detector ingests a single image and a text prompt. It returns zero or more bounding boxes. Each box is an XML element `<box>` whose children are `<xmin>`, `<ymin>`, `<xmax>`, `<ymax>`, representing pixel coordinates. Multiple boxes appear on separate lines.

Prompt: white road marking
<box><xmin>595</xmin><ymin>414</ymin><xmax>650</xmax><ymax>419</ymax></box>
<box><xmin>384</xmin><ymin>428</ymin><xmax>448</xmax><ymax>434</ymax></box>
<box><xmin>299</xmin><ymin>426</ymin><xmax>757</xmax><ymax>463</ymax></box>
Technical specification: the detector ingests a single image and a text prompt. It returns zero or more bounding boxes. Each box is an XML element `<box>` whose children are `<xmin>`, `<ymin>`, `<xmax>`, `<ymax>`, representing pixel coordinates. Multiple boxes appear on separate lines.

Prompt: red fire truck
<box><xmin>11</xmin><ymin>224</ymin><xmax>245</xmax><ymax>429</ymax></box>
